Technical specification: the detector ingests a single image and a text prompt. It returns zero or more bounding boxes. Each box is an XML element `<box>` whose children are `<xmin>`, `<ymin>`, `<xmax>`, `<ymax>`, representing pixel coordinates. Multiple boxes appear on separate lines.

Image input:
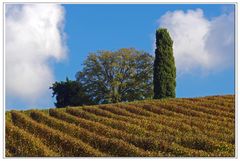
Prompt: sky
<box><xmin>5</xmin><ymin>4</ymin><xmax>235</xmax><ymax>110</ymax></box>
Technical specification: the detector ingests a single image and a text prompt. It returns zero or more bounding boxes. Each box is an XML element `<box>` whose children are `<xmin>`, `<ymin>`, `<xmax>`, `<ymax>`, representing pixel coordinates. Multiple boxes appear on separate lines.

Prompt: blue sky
<box><xmin>6</xmin><ymin>4</ymin><xmax>235</xmax><ymax>110</ymax></box>
<box><xmin>57</xmin><ymin>4</ymin><xmax>232</xmax><ymax>79</ymax></box>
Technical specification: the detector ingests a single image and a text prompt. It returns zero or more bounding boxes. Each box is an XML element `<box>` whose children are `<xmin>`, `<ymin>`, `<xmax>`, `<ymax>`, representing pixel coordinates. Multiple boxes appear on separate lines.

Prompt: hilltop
<box><xmin>5</xmin><ymin>95</ymin><xmax>235</xmax><ymax>157</ymax></box>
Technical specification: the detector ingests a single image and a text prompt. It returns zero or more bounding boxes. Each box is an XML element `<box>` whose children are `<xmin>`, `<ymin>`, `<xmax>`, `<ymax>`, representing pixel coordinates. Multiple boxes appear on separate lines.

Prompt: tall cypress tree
<box><xmin>153</xmin><ymin>28</ymin><xmax>176</xmax><ymax>99</ymax></box>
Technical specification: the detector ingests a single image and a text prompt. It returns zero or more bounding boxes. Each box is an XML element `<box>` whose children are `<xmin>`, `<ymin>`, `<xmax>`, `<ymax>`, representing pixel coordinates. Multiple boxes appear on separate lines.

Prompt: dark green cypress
<box><xmin>153</xmin><ymin>28</ymin><xmax>176</xmax><ymax>99</ymax></box>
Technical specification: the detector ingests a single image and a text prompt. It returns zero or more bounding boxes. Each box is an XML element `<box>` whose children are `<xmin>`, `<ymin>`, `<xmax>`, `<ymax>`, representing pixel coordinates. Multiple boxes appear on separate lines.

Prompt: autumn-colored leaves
<box><xmin>5</xmin><ymin>95</ymin><xmax>235</xmax><ymax>157</ymax></box>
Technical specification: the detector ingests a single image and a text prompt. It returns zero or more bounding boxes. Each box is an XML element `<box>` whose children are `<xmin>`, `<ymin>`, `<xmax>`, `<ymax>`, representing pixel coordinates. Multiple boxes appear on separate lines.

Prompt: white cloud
<box><xmin>157</xmin><ymin>9</ymin><xmax>234</xmax><ymax>74</ymax></box>
<box><xmin>6</xmin><ymin>4</ymin><xmax>67</xmax><ymax>106</ymax></box>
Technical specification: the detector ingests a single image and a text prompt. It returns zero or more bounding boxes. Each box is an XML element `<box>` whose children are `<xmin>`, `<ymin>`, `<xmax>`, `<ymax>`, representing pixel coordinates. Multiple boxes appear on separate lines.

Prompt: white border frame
<box><xmin>0</xmin><ymin>0</ymin><xmax>238</xmax><ymax>160</ymax></box>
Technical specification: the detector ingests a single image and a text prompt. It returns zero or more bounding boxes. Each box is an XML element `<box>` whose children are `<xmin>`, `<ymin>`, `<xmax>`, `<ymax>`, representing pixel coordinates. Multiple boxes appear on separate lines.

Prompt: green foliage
<box><xmin>76</xmin><ymin>48</ymin><xmax>154</xmax><ymax>104</ymax></box>
<box><xmin>153</xmin><ymin>28</ymin><xmax>176</xmax><ymax>99</ymax></box>
<box><xmin>5</xmin><ymin>95</ymin><xmax>235</xmax><ymax>157</ymax></box>
<box><xmin>50</xmin><ymin>77</ymin><xmax>94</xmax><ymax>108</ymax></box>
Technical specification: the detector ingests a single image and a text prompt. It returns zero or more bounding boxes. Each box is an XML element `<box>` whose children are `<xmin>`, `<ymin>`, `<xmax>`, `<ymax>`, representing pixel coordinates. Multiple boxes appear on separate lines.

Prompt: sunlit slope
<box><xmin>5</xmin><ymin>95</ymin><xmax>235</xmax><ymax>157</ymax></box>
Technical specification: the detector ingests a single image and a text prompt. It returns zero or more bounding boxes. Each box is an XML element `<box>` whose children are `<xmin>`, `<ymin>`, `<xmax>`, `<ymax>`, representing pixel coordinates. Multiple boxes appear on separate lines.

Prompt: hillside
<box><xmin>5</xmin><ymin>95</ymin><xmax>235</xmax><ymax>157</ymax></box>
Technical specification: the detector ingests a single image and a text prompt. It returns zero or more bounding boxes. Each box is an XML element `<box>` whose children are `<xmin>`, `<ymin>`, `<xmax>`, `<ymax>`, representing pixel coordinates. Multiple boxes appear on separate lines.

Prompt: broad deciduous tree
<box><xmin>76</xmin><ymin>48</ymin><xmax>153</xmax><ymax>104</ymax></box>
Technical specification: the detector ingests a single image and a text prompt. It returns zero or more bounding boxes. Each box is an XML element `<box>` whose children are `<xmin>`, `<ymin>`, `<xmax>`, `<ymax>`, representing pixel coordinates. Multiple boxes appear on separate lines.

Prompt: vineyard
<box><xmin>5</xmin><ymin>95</ymin><xmax>235</xmax><ymax>157</ymax></box>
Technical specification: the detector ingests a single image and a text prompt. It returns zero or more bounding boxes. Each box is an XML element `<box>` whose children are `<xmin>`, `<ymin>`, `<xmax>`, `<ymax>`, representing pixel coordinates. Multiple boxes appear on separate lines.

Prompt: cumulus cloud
<box><xmin>6</xmin><ymin>4</ymin><xmax>67</xmax><ymax>106</ymax></box>
<box><xmin>157</xmin><ymin>8</ymin><xmax>234</xmax><ymax>74</ymax></box>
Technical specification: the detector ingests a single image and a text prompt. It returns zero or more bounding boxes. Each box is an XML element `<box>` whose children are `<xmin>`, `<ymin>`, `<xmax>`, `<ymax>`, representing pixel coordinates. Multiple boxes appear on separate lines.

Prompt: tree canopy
<box><xmin>153</xmin><ymin>28</ymin><xmax>176</xmax><ymax>99</ymax></box>
<box><xmin>50</xmin><ymin>78</ymin><xmax>93</xmax><ymax>108</ymax></box>
<box><xmin>76</xmin><ymin>48</ymin><xmax>154</xmax><ymax>104</ymax></box>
